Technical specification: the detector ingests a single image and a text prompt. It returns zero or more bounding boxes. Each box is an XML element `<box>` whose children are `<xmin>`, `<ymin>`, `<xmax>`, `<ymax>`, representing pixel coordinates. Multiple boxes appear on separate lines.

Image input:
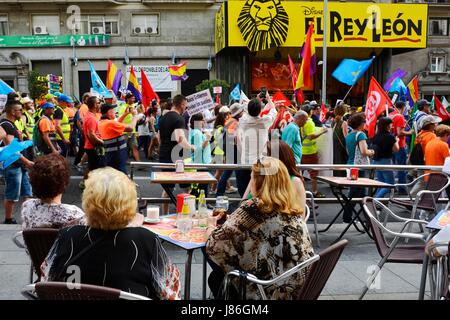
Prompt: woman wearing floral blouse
<box><xmin>206</xmin><ymin>157</ymin><xmax>314</xmax><ymax>299</ymax></box>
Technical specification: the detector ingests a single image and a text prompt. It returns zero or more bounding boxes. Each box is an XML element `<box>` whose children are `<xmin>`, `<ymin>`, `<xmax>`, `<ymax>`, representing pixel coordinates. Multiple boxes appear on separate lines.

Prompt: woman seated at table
<box><xmin>21</xmin><ymin>153</ymin><xmax>86</xmax><ymax>229</ymax></box>
<box><xmin>426</xmin><ymin>225</ymin><xmax>450</xmax><ymax>257</ymax></box>
<box><xmin>206</xmin><ymin>157</ymin><xmax>314</xmax><ymax>299</ymax></box>
<box><xmin>243</xmin><ymin>140</ymin><xmax>306</xmax><ymax>213</ymax></box>
<box><xmin>41</xmin><ymin>167</ymin><xmax>180</xmax><ymax>300</ymax></box>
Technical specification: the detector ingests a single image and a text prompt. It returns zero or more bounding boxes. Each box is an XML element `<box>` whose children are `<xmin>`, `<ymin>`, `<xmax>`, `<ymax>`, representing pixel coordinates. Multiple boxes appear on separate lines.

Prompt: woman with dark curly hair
<box><xmin>21</xmin><ymin>153</ymin><xmax>85</xmax><ymax>229</ymax></box>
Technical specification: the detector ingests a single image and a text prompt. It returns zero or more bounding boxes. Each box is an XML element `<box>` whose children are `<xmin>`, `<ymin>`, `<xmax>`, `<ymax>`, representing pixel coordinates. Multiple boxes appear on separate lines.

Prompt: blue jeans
<box><xmin>104</xmin><ymin>149</ymin><xmax>128</xmax><ymax>174</ymax></box>
<box><xmin>393</xmin><ymin>147</ymin><xmax>407</xmax><ymax>192</ymax></box>
<box><xmin>216</xmin><ymin>170</ymin><xmax>234</xmax><ymax>196</ymax></box>
<box><xmin>3</xmin><ymin>166</ymin><xmax>32</xmax><ymax>201</ymax></box>
<box><xmin>373</xmin><ymin>158</ymin><xmax>395</xmax><ymax>198</ymax></box>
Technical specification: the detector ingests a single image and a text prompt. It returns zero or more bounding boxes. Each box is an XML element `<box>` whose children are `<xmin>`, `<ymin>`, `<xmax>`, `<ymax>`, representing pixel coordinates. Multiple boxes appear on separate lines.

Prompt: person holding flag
<box><xmin>117</xmin><ymin>92</ymin><xmax>141</xmax><ymax>162</ymax></box>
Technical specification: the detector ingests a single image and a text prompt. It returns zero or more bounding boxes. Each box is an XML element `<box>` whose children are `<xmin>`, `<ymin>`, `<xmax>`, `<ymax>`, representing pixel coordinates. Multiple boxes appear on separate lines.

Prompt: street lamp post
<box><xmin>321</xmin><ymin>0</ymin><xmax>328</xmax><ymax>106</ymax></box>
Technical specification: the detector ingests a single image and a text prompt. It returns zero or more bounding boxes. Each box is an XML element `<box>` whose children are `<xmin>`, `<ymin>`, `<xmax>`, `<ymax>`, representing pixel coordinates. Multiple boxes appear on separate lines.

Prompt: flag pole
<box><xmin>342</xmin><ymin>84</ymin><xmax>354</xmax><ymax>102</ymax></box>
<box><xmin>321</xmin><ymin>0</ymin><xmax>328</xmax><ymax>106</ymax></box>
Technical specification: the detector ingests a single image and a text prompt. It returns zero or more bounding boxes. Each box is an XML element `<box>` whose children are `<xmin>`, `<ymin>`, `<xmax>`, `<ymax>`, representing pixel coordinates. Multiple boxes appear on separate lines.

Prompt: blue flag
<box><xmin>388</xmin><ymin>77</ymin><xmax>408</xmax><ymax>95</ymax></box>
<box><xmin>0</xmin><ymin>79</ymin><xmax>14</xmax><ymax>95</ymax></box>
<box><xmin>0</xmin><ymin>138</ymin><xmax>33</xmax><ymax>169</ymax></box>
<box><xmin>230</xmin><ymin>84</ymin><xmax>240</xmax><ymax>102</ymax></box>
<box><xmin>88</xmin><ymin>61</ymin><xmax>112</xmax><ymax>98</ymax></box>
<box><xmin>332</xmin><ymin>57</ymin><xmax>374</xmax><ymax>86</ymax></box>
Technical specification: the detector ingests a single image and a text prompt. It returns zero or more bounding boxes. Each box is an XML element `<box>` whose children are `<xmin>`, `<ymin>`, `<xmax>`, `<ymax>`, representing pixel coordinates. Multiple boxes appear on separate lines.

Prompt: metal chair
<box><xmin>389</xmin><ymin>172</ymin><xmax>450</xmax><ymax>222</ymax></box>
<box><xmin>360</xmin><ymin>197</ymin><xmax>430</xmax><ymax>300</ymax></box>
<box><xmin>222</xmin><ymin>240</ymin><xmax>348</xmax><ymax>300</ymax></box>
<box><xmin>22</xmin><ymin>282</ymin><xmax>151</xmax><ymax>300</ymax></box>
<box><xmin>426</xmin><ymin>241</ymin><xmax>450</xmax><ymax>300</ymax></box>
<box><xmin>12</xmin><ymin>228</ymin><xmax>59</xmax><ymax>283</ymax></box>
<box><xmin>305</xmin><ymin>191</ymin><xmax>320</xmax><ymax>247</ymax></box>
<box><xmin>223</xmin><ymin>255</ymin><xmax>320</xmax><ymax>300</ymax></box>
<box><xmin>296</xmin><ymin>239</ymin><xmax>348</xmax><ymax>300</ymax></box>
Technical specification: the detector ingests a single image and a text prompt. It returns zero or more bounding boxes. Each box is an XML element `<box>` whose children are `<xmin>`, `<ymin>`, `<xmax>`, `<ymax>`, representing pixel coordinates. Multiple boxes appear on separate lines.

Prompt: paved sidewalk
<box><xmin>0</xmin><ymin>222</ymin><xmax>431</xmax><ymax>300</ymax></box>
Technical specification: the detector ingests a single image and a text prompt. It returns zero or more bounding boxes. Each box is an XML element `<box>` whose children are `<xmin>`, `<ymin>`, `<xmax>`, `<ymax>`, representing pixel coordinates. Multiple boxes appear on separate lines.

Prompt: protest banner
<box><xmin>186</xmin><ymin>89</ymin><xmax>214</xmax><ymax>116</ymax></box>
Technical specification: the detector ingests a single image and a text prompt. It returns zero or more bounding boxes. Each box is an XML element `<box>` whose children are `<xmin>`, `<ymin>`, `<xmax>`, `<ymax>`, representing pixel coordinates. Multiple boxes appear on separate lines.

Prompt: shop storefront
<box><xmin>215</xmin><ymin>0</ymin><xmax>428</xmax><ymax>106</ymax></box>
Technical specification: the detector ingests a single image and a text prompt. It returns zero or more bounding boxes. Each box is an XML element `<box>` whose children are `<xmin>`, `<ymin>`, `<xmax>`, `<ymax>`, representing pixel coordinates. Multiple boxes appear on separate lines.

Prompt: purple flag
<box><xmin>111</xmin><ymin>69</ymin><xmax>122</xmax><ymax>95</ymax></box>
<box><xmin>383</xmin><ymin>68</ymin><xmax>407</xmax><ymax>91</ymax></box>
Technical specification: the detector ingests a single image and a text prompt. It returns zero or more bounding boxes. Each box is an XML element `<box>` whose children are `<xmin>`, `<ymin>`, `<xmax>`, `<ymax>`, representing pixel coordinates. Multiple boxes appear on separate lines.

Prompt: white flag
<box><xmin>239</xmin><ymin>90</ymin><xmax>250</xmax><ymax>105</ymax></box>
<box><xmin>442</xmin><ymin>96</ymin><xmax>449</xmax><ymax>111</ymax></box>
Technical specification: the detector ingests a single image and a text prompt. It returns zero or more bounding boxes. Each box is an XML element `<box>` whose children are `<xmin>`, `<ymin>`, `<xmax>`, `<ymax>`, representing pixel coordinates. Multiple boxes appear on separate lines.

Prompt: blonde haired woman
<box><xmin>42</xmin><ymin>167</ymin><xmax>180</xmax><ymax>300</ymax></box>
<box><xmin>206</xmin><ymin>157</ymin><xmax>314</xmax><ymax>299</ymax></box>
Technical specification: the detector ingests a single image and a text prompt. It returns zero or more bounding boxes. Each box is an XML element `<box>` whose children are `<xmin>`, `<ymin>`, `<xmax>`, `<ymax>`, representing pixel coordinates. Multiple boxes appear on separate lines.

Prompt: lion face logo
<box><xmin>238</xmin><ymin>0</ymin><xmax>289</xmax><ymax>52</ymax></box>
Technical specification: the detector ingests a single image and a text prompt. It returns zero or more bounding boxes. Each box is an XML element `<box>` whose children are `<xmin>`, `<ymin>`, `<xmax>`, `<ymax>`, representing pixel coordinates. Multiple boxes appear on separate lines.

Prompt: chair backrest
<box><xmin>422</xmin><ymin>173</ymin><xmax>450</xmax><ymax>208</ymax></box>
<box><xmin>22</xmin><ymin>228</ymin><xmax>59</xmax><ymax>280</ymax></box>
<box><xmin>362</xmin><ymin>197</ymin><xmax>391</xmax><ymax>258</ymax></box>
<box><xmin>296</xmin><ymin>239</ymin><xmax>348</xmax><ymax>300</ymax></box>
<box><xmin>23</xmin><ymin>282</ymin><xmax>150</xmax><ymax>300</ymax></box>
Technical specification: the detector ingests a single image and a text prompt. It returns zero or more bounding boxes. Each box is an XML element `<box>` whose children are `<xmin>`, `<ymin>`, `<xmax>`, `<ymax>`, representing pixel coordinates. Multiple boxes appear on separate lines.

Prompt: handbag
<box><xmin>353</xmin><ymin>132</ymin><xmax>370</xmax><ymax>165</ymax></box>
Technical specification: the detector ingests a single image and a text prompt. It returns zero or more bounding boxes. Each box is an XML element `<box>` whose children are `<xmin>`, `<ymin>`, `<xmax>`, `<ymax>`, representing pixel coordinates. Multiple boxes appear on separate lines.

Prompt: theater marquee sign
<box><xmin>215</xmin><ymin>1</ymin><xmax>428</xmax><ymax>52</ymax></box>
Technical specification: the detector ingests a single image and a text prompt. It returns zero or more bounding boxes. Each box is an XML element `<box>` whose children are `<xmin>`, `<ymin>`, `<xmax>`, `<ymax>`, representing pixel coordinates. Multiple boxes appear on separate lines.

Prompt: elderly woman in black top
<box><xmin>41</xmin><ymin>167</ymin><xmax>180</xmax><ymax>300</ymax></box>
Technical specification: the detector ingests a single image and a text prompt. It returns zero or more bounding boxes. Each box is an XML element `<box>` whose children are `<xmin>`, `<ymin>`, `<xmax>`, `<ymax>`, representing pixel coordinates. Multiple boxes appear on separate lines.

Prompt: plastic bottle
<box><xmin>177</xmin><ymin>197</ymin><xmax>192</xmax><ymax>237</ymax></box>
<box><xmin>197</xmin><ymin>190</ymin><xmax>208</xmax><ymax>228</ymax></box>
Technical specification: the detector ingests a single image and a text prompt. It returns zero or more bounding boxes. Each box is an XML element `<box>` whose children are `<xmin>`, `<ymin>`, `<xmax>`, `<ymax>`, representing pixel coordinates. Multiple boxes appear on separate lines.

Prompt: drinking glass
<box><xmin>215</xmin><ymin>196</ymin><xmax>229</xmax><ymax>211</ymax></box>
<box><xmin>176</xmin><ymin>214</ymin><xmax>193</xmax><ymax>241</ymax></box>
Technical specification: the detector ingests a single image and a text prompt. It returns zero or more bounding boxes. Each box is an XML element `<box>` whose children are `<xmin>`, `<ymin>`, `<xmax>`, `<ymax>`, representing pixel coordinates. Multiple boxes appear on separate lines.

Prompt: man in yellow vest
<box><xmin>21</xmin><ymin>96</ymin><xmax>35</xmax><ymax>140</ymax></box>
<box><xmin>118</xmin><ymin>92</ymin><xmax>141</xmax><ymax>161</ymax></box>
<box><xmin>54</xmin><ymin>94</ymin><xmax>72</xmax><ymax>157</ymax></box>
<box><xmin>300</xmin><ymin>104</ymin><xmax>328</xmax><ymax>198</ymax></box>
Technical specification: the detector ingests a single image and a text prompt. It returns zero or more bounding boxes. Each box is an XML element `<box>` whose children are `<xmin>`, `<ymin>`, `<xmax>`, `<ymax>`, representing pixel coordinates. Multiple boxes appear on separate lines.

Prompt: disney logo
<box><xmin>301</xmin><ymin>6</ymin><xmax>323</xmax><ymax>16</ymax></box>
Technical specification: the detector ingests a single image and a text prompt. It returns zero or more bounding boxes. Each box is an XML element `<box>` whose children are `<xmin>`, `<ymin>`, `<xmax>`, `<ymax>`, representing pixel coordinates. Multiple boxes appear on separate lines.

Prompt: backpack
<box><xmin>32</xmin><ymin>119</ymin><xmax>45</xmax><ymax>155</ymax></box>
<box><xmin>409</xmin><ymin>142</ymin><xmax>425</xmax><ymax>165</ymax></box>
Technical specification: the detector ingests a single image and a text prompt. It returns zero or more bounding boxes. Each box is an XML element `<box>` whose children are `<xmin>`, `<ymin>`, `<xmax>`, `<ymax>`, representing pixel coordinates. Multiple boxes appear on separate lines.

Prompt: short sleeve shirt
<box><xmin>346</xmin><ymin>131</ymin><xmax>367</xmax><ymax>165</ymax></box>
<box><xmin>300</xmin><ymin>118</ymin><xmax>317</xmax><ymax>155</ymax></box>
<box><xmin>99</xmin><ymin>120</ymin><xmax>126</xmax><ymax>140</ymax></box>
<box><xmin>39</xmin><ymin>116</ymin><xmax>55</xmax><ymax>133</ymax></box>
<box><xmin>158</xmin><ymin>111</ymin><xmax>186</xmax><ymax>162</ymax></box>
<box><xmin>390</xmin><ymin>112</ymin><xmax>407</xmax><ymax>148</ymax></box>
<box><xmin>282</xmin><ymin>122</ymin><xmax>302</xmax><ymax>164</ymax></box>
<box><xmin>424</xmin><ymin>138</ymin><xmax>450</xmax><ymax>166</ymax></box>
<box><xmin>372</xmin><ymin>132</ymin><xmax>396</xmax><ymax>160</ymax></box>
<box><xmin>83</xmin><ymin>112</ymin><xmax>100</xmax><ymax>150</ymax></box>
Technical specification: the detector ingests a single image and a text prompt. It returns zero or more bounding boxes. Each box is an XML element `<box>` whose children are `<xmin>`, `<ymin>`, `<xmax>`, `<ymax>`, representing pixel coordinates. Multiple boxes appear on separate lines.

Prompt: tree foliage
<box><xmin>27</xmin><ymin>70</ymin><xmax>48</xmax><ymax>100</ymax></box>
<box><xmin>195</xmin><ymin>79</ymin><xmax>231</xmax><ymax>104</ymax></box>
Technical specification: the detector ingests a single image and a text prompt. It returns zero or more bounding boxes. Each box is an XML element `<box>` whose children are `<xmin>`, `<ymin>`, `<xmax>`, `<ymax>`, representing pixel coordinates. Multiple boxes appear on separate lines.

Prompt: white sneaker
<box><xmin>225</xmin><ymin>186</ymin><xmax>238</xmax><ymax>194</ymax></box>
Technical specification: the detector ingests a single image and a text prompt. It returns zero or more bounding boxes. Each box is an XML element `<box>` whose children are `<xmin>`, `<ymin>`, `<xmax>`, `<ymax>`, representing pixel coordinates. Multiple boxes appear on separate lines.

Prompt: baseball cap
<box><xmin>309</xmin><ymin>100</ymin><xmax>318</xmax><ymax>108</ymax></box>
<box><xmin>57</xmin><ymin>94</ymin><xmax>73</xmax><ymax>103</ymax></box>
<box><xmin>44</xmin><ymin>93</ymin><xmax>55</xmax><ymax>101</ymax></box>
<box><xmin>41</xmin><ymin>102</ymin><xmax>55</xmax><ymax>110</ymax></box>
<box><xmin>419</xmin><ymin>115</ymin><xmax>442</xmax><ymax>130</ymax></box>
<box><xmin>20</xmin><ymin>97</ymin><xmax>33</xmax><ymax>105</ymax></box>
<box><xmin>219</xmin><ymin>106</ymin><xmax>230</xmax><ymax>114</ymax></box>
<box><xmin>229</xmin><ymin>103</ymin><xmax>244</xmax><ymax>117</ymax></box>
<box><xmin>417</xmin><ymin>99</ymin><xmax>431</xmax><ymax>107</ymax></box>
<box><xmin>101</xmin><ymin>103</ymin><xmax>117</xmax><ymax>114</ymax></box>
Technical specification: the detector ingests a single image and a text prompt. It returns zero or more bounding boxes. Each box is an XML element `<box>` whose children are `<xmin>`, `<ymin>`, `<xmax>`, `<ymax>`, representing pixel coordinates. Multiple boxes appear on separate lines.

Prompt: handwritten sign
<box><xmin>213</xmin><ymin>86</ymin><xmax>222</xmax><ymax>94</ymax></box>
<box><xmin>186</xmin><ymin>89</ymin><xmax>214</xmax><ymax>116</ymax></box>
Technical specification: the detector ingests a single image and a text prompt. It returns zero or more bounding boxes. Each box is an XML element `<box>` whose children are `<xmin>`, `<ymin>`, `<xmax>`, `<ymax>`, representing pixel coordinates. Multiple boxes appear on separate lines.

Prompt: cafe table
<box><xmin>316</xmin><ymin>176</ymin><xmax>396</xmax><ymax>243</ymax></box>
<box><xmin>150</xmin><ymin>171</ymin><xmax>217</xmax><ymax>205</ymax></box>
<box><xmin>143</xmin><ymin>214</ymin><xmax>209</xmax><ymax>300</ymax></box>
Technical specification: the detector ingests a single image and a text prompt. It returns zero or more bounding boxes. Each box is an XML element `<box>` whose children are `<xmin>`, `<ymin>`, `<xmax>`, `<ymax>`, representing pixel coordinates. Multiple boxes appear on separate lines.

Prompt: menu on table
<box><xmin>426</xmin><ymin>210</ymin><xmax>450</xmax><ymax>230</ymax></box>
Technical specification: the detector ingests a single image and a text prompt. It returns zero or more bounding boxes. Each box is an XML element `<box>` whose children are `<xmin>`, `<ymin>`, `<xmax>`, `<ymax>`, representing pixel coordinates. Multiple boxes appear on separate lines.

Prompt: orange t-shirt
<box><xmin>39</xmin><ymin>116</ymin><xmax>55</xmax><ymax>133</ymax></box>
<box><xmin>99</xmin><ymin>120</ymin><xmax>126</xmax><ymax>140</ymax></box>
<box><xmin>415</xmin><ymin>130</ymin><xmax>436</xmax><ymax>152</ymax></box>
<box><xmin>425</xmin><ymin>138</ymin><xmax>450</xmax><ymax>166</ymax></box>
<box><xmin>79</xmin><ymin>104</ymin><xmax>88</xmax><ymax>121</ymax></box>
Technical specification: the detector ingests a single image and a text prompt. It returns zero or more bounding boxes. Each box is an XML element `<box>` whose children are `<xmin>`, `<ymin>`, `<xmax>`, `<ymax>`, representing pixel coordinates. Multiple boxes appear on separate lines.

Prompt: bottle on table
<box><xmin>197</xmin><ymin>190</ymin><xmax>208</xmax><ymax>228</ymax></box>
<box><xmin>177</xmin><ymin>197</ymin><xmax>193</xmax><ymax>239</ymax></box>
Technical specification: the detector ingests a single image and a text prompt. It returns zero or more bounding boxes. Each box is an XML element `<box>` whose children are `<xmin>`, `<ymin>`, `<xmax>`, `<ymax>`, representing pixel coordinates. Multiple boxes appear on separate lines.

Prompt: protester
<box><xmin>309</xmin><ymin>101</ymin><xmax>323</xmax><ymax>127</ymax></box>
<box><xmin>53</xmin><ymin>94</ymin><xmax>72</xmax><ymax>157</ymax></box>
<box><xmin>41</xmin><ymin>167</ymin><xmax>181</xmax><ymax>300</ymax></box>
<box><xmin>36</xmin><ymin>102</ymin><xmax>59</xmax><ymax>155</ymax></box>
<box><xmin>19</xmin><ymin>96</ymin><xmax>35</xmax><ymax>140</ymax></box>
<box><xmin>98</xmin><ymin>103</ymin><xmax>138</xmax><ymax>174</ymax></box>
<box><xmin>236</xmin><ymin>95</ymin><xmax>276</xmax><ymax>197</ymax></box>
<box><xmin>206</xmin><ymin>157</ymin><xmax>314</xmax><ymax>299</ymax></box>
<box><xmin>300</xmin><ymin>105</ymin><xmax>328</xmax><ymax>198</ymax></box>
<box><xmin>414</xmin><ymin>99</ymin><xmax>431</xmax><ymax>133</ymax></box>
<box><xmin>22</xmin><ymin>153</ymin><xmax>85</xmax><ymax>229</ymax></box>
<box><xmin>371</xmin><ymin>117</ymin><xmax>399</xmax><ymax>198</ymax></box>
<box><xmin>332</xmin><ymin>103</ymin><xmax>349</xmax><ymax>177</ymax></box>
<box><xmin>0</xmin><ymin>101</ymin><xmax>34</xmax><ymax>224</ymax></box>
<box><xmin>82</xmin><ymin>96</ymin><xmax>104</xmax><ymax>185</ymax></box>
<box><xmin>146</xmin><ymin>105</ymin><xmax>158</xmax><ymax>160</ymax></box>
<box><xmin>344</xmin><ymin>113</ymin><xmax>375</xmax><ymax>223</ymax></box>
<box><xmin>117</xmin><ymin>93</ymin><xmax>141</xmax><ymax>161</ymax></box>
<box><xmin>390</xmin><ymin>101</ymin><xmax>413</xmax><ymax>193</ymax></box>
<box><xmin>282</xmin><ymin>110</ymin><xmax>308</xmax><ymax>164</ymax></box>
<box><xmin>158</xmin><ymin>94</ymin><xmax>195</xmax><ymax>214</ymax></box>
<box><xmin>74</xmin><ymin>92</ymin><xmax>91</xmax><ymax>167</ymax></box>
<box><xmin>189</xmin><ymin>113</ymin><xmax>212</xmax><ymax>165</ymax></box>
<box><xmin>136</xmin><ymin>105</ymin><xmax>151</xmax><ymax>158</ymax></box>
<box><xmin>424</xmin><ymin>124</ymin><xmax>450</xmax><ymax>168</ymax></box>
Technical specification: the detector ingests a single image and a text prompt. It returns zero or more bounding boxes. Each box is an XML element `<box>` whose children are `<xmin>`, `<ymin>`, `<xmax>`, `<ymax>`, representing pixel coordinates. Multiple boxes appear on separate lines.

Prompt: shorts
<box><xmin>3</xmin><ymin>166</ymin><xmax>33</xmax><ymax>201</ymax></box>
<box><xmin>127</xmin><ymin>133</ymin><xmax>138</xmax><ymax>149</ymax></box>
<box><xmin>301</xmin><ymin>153</ymin><xmax>319</xmax><ymax>179</ymax></box>
<box><xmin>86</xmin><ymin>149</ymin><xmax>105</xmax><ymax>171</ymax></box>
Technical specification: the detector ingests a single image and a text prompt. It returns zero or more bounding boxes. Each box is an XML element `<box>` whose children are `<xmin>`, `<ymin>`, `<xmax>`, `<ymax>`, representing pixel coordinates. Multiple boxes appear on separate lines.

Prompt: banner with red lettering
<box><xmin>365</xmin><ymin>76</ymin><xmax>393</xmax><ymax>138</ymax></box>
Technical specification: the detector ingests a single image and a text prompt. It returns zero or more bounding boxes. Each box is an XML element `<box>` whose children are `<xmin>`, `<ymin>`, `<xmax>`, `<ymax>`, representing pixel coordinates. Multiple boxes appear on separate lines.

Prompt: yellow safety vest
<box><xmin>54</xmin><ymin>106</ymin><xmax>71</xmax><ymax>140</ymax></box>
<box><xmin>118</xmin><ymin>102</ymin><xmax>136</xmax><ymax>134</ymax></box>
<box><xmin>300</xmin><ymin>118</ymin><xmax>318</xmax><ymax>155</ymax></box>
<box><xmin>24</xmin><ymin>111</ymin><xmax>35</xmax><ymax>138</ymax></box>
<box><xmin>14</xmin><ymin>118</ymin><xmax>26</xmax><ymax>139</ymax></box>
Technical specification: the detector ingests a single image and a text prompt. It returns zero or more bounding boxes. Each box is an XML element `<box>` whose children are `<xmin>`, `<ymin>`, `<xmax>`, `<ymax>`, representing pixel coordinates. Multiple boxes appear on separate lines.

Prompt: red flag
<box><xmin>295</xmin><ymin>23</ymin><xmax>316</xmax><ymax>90</ymax></box>
<box><xmin>434</xmin><ymin>95</ymin><xmax>450</xmax><ymax>121</ymax></box>
<box><xmin>140</xmin><ymin>68</ymin><xmax>159</xmax><ymax>110</ymax></box>
<box><xmin>365</xmin><ymin>76</ymin><xmax>393</xmax><ymax>138</ymax></box>
<box><xmin>272</xmin><ymin>91</ymin><xmax>291</xmax><ymax>108</ymax></box>
<box><xmin>288</xmin><ymin>54</ymin><xmax>304</xmax><ymax>104</ymax></box>
<box><xmin>320</xmin><ymin>102</ymin><xmax>328</xmax><ymax>123</ymax></box>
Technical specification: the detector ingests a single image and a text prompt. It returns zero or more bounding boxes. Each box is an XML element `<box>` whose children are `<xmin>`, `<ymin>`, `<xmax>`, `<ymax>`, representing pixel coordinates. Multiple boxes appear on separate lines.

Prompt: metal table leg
<box><xmin>162</xmin><ymin>184</ymin><xmax>177</xmax><ymax>206</ymax></box>
<box><xmin>319</xmin><ymin>187</ymin><xmax>346</xmax><ymax>233</ymax></box>
<box><xmin>184</xmin><ymin>249</ymin><xmax>194</xmax><ymax>300</ymax></box>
